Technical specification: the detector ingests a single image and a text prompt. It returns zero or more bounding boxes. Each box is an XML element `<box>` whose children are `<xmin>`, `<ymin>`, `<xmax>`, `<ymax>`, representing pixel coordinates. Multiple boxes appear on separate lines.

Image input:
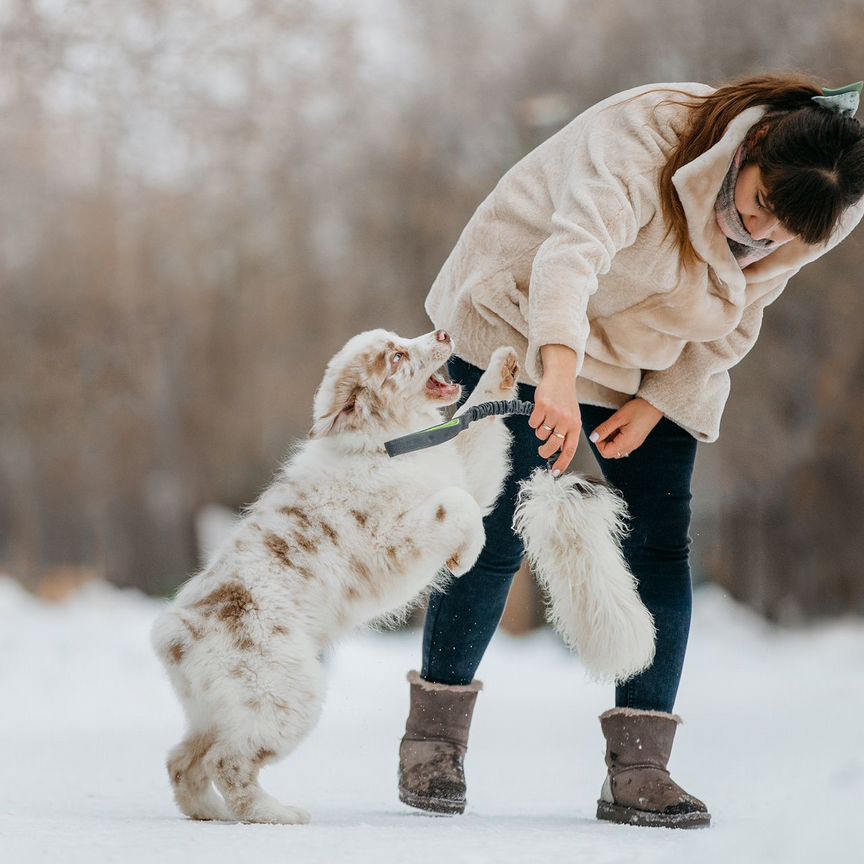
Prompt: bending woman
<box><xmin>397</xmin><ymin>74</ymin><xmax>864</xmax><ymax>828</ymax></box>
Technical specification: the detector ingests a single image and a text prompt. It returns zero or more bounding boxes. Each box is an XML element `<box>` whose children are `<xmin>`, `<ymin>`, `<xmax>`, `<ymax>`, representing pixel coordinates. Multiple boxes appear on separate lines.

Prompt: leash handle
<box><xmin>384</xmin><ymin>399</ymin><xmax>535</xmax><ymax>457</ymax></box>
<box><xmin>463</xmin><ymin>400</ymin><xmax>557</xmax><ymax>472</ymax></box>
<box><xmin>462</xmin><ymin>399</ymin><xmax>535</xmax><ymax>423</ymax></box>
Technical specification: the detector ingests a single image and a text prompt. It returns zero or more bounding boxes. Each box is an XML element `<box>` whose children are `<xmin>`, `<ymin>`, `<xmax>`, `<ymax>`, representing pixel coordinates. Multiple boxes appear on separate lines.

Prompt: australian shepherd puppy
<box><xmin>151</xmin><ymin>329</ymin><xmax>519</xmax><ymax>824</ymax></box>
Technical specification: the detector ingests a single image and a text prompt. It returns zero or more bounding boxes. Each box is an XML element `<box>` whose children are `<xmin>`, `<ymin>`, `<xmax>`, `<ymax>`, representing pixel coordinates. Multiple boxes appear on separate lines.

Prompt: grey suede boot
<box><xmin>398</xmin><ymin>671</ymin><xmax>482</xmax><ymax>815</ymax></box>
<box><xmin>596</xmin><ymin>708</ymin><xmax>711</xmax><ymax>829</ymax></box>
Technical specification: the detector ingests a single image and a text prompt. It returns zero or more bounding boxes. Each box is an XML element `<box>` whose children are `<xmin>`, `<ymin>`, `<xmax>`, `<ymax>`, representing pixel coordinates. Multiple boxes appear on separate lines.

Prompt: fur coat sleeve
<box><xmin>524</xmin><ymin>106</ymin><xmax>658</xmax><ymax>384</ymax></box>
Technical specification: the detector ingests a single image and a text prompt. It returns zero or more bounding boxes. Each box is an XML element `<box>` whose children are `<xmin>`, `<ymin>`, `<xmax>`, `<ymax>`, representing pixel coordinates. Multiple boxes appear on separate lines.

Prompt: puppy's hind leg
<box><xmin>204</xmin><ymin>654</ymin><xmax>324</xmax><ymax>824</ymax></box>
<box><xmin>167</xmin><ymin>731</ymin><xmax>231</xmax><ymax>821</ymax></box>
<box><xmin>204</xmin><ymin>744</ymin><xmax>310</xmax><ymax>825</ymax></box>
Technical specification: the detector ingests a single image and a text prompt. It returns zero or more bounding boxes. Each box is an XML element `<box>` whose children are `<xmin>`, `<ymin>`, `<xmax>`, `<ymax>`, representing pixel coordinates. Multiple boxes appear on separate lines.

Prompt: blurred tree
<box><xmin>0</xmin><ymin>0</ymin><xmax>861</xmax><ymax>619</ymax></box>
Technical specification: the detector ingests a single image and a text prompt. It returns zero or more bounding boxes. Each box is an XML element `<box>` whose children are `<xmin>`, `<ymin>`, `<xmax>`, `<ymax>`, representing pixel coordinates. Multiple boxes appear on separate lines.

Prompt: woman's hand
<box><xmin>588</xmin><ymin>398</ymin><xmax>664</xmax><ymax>459</ymax></box>
<box><xmin>529</xmin><ymin>344</ymin><xmax>582</xmax><ymax>476</ymax></box>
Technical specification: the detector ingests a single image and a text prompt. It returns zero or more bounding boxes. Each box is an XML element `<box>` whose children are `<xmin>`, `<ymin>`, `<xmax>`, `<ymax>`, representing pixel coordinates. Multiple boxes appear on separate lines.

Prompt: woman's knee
<box><xmin>623</xmin><ymin>494</ymin><xmax>694</xmax><ymax>565</ymax></box>
<box><xmin>626</xmin><ymin>533</ymin><xmax>692</xmax><ymax>569</ymax></box>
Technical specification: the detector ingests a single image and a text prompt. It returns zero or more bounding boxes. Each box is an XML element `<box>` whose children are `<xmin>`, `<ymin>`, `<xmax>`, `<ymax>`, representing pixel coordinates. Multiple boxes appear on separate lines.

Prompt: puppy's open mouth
<box><xmin>425</xmin><ymin>369</ymin><xmax>460</xmax><ymax>400</ymax></box>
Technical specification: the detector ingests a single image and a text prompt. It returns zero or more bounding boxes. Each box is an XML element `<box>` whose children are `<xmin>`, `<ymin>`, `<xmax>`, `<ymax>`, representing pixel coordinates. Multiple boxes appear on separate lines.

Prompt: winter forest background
<box><xmin>3</xmin><ymin>0</ymin><xmax>864</xmax><ymax>623</ymax></box>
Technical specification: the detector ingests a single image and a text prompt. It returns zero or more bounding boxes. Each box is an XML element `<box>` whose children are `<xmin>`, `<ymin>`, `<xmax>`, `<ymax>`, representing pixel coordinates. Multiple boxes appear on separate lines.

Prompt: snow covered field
<box><xmin>1</xmin><ymin>576</ymin><xmax>861</xmax><ymax>864</ymax></box>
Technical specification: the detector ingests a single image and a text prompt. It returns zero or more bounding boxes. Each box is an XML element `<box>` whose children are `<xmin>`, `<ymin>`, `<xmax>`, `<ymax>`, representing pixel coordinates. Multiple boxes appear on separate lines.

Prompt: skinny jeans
<box><xmin>421</xmin><ymin>355</ymin><xmax>699</xmax><ymax>712</ymax></box>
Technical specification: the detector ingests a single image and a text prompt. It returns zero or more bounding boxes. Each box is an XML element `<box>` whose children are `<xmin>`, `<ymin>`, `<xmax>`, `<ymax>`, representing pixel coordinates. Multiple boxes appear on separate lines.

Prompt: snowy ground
<box><xmin>1</xmin><ymin>576</ymin><xmax>861</xmax><ymax>864</ymax></box>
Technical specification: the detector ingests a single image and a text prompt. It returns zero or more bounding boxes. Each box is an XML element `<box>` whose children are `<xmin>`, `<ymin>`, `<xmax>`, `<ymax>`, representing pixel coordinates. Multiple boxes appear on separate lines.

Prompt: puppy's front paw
<box><xmin>433</xmin><ymin>488</ymin><xmax>485</xmax><ymax>577</ymax></box>
<box><xmin>446</xmin><ymin>545</ymin><xmax>477</xmax><ymax>577</ymax></box>
<box><xmin>498</xmin><ymin>348</ymin><xmax>519</xmax><ymax>391</ymax></box>
<box><xmin>482</xmin><ymin>346</ymin><xmax>520</xmax><ymax>396</ymax></box>
<box><xmin>446</xmin><ymin>520</ymin><xmax>485</xmax><ymax>577</ymax></box>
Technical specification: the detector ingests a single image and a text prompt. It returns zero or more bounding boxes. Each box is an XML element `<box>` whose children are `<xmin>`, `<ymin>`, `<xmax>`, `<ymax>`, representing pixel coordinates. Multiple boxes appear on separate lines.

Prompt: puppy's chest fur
<box><xmin>173</xmin><ymin>441</ymin><xmax>467</xmax><ymax>640</ymax></box>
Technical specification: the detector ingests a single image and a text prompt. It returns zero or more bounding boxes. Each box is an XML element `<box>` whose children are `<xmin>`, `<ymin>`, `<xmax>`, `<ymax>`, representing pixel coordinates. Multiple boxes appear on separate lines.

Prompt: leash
<box><xmin>384</xmin><ymin>400</ymin><xmax>535</xmax><ymax>457</ymax></box>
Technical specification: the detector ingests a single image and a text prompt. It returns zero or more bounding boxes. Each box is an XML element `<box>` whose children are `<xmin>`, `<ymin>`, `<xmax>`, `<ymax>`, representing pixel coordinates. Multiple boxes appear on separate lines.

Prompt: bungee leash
<box><xmin>384</xmin><ymin>400</ymin><xmax>535</xmax><ymax>457</ymax></box>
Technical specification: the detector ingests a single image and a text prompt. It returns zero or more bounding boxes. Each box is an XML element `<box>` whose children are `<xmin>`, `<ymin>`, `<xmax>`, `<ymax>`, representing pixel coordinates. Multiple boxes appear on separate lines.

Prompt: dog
<box><xmin>151</xmin><ymin>329</ymin><xmax>520</xmax><ymax>824</ymax></box>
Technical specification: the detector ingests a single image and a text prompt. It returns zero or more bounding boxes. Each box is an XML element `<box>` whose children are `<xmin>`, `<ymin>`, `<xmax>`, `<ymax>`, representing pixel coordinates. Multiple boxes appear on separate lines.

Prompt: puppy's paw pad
<box><xmin>487</xmin><ymin>346</ymin><xmax>519</xmax><ymax>390</ymax></box>
<box><xmin>500</xmin><ymin>352</ymin><xmax>519</xmax><ymax>390</ymax></box>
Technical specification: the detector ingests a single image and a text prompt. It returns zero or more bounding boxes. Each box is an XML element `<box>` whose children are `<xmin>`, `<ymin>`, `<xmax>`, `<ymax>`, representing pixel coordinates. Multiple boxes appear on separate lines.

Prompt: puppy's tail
<box><xmin>513</xmin><ymin>469</ymin><xmax>655</xmax><ymax>683</ymax></box>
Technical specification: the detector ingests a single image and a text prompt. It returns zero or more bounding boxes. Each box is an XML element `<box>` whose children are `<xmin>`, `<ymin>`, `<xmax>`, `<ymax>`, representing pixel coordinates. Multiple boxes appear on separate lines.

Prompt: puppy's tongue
<box><xmin>426</xmin><ymin>370</ymin><xmax>460</xmax><ymax>399</ymax></box>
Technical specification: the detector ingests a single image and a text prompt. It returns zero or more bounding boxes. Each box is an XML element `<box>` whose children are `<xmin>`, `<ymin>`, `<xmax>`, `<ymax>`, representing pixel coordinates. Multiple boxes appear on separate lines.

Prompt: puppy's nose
<box><xmin>435</xmin><ymin>330</ymin><xmax>450</xmax><ymax>343</ymax></box>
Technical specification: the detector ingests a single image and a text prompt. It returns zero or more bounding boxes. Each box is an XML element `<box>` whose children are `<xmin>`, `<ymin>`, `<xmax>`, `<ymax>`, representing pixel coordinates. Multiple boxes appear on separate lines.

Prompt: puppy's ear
<box><xmin>309</xmin><ymin>381</ymin><xmax>364</xmax><ymax>438</ymax></box>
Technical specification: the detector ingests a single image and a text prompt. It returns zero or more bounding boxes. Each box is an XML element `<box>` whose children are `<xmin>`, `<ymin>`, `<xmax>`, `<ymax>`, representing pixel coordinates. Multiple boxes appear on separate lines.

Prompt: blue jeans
<box><xmin>421</xmin><ymin>356</ymin><xmax>699</xmax><ymax>712</ymax></box>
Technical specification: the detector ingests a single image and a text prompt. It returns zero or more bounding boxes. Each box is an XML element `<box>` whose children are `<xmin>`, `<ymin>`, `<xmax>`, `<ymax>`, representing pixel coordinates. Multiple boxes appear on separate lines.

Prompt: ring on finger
<box><xmin>553</xmin><ymin>431</ymin><xmax>566</xmax><ymax>439</ymax></box>
<box><xmin>541</xmin><ymin>424</ymin><xmax>553</xmax><ymax>431</ymax></box>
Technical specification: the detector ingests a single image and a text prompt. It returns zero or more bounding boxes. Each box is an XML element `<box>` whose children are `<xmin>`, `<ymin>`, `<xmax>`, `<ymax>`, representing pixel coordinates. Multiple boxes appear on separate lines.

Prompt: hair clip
<box><xmin>811</xmin><ymin>81</ymin><xmax>863</xmax><ymax>118</ymax></box>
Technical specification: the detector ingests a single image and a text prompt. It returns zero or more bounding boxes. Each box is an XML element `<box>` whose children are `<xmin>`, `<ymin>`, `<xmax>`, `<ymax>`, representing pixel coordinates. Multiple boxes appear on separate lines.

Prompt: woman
<box><xmin>396</xmin><ymin>74</ymin><xmax>864</xmax><ymax>829</ymax></box>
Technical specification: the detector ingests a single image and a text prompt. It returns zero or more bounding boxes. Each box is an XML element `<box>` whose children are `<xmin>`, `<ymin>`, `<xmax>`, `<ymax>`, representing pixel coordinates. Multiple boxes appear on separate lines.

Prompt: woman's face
<box><xmin>735</xmin><ymin>163</ymin><xmax>797</xmax><ymax>243</ymax></box>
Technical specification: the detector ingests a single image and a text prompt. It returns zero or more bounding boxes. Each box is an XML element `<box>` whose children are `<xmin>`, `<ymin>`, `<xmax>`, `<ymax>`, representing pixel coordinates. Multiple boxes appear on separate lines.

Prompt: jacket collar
<box><xmin>671</xmin><ymin>105</ymin><xmax>765</xmax><ymax>302</ymax></box>
<box><xmin>671</xmin><ymin>104</ymin><xmax>864</xmax><ymax>301</ymax></box>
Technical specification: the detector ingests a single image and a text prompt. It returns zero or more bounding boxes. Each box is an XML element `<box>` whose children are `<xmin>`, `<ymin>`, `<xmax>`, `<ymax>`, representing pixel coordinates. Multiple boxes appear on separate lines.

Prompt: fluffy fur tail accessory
<box><xmin>512</xmin><ymin>469</ymin><xmax>656</xmax><ymax>683</ymax></box>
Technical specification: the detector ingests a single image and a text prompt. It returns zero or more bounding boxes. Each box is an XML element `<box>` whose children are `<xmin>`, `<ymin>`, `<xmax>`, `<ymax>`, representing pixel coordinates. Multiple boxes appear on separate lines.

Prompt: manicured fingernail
<box><xmin>552</xmin><ymin>469</ymin><xmax>561</xmax><ymax>478</ymax></box>
<box><xmin>589</xmin><ymin>431</ymin><xmax>599</xmax><ymax>442</ymax></box>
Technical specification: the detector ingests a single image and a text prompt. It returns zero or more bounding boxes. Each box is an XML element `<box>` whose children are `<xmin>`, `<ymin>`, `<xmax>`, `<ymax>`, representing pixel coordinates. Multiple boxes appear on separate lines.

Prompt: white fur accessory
<box><xmin>513</xmin><ymin>469</ymin><xmax>656</xmax><ymax>682</ymax></box>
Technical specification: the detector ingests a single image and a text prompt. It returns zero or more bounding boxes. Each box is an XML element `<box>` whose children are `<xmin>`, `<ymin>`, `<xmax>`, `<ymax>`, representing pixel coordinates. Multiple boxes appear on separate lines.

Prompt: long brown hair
<box><xmin>643</xmin><ymin>74</ymin><xmax>864</xmax><ymax>266</ymax></box>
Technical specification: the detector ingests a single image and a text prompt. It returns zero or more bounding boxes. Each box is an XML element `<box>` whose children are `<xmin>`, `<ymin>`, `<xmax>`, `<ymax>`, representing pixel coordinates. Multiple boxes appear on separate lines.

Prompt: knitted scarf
<box><xmin>713</xmin><ymin>142</ymin><xmax>790</xmax><ymax>268</ymax></box>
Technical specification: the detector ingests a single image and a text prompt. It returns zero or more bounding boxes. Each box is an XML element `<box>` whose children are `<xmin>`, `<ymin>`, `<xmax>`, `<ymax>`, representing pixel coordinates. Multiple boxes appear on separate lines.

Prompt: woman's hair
<box><xmin>651</xmin><ymin>74</ymin><xmax>864</xmax><ymax>266</ymax></box>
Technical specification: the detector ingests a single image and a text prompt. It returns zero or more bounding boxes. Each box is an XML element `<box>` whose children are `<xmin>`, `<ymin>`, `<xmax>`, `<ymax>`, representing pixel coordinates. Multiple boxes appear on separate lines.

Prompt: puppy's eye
<box><xmin>393</xmin><ymin>352</ymin><xmax>404</xmax><ymax>364</ymax></box>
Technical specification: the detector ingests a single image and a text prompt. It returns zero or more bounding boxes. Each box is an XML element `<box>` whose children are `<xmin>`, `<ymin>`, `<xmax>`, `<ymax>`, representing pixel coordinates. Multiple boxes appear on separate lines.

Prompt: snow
<box><xmin>1</xmin><ymin>575</ymin><xmax>861</xmax><ymax>863</ymax></box>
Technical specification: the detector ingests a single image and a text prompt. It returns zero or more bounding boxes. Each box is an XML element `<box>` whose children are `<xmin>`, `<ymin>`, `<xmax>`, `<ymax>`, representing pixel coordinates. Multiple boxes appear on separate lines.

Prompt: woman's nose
<box><xmin>749</xmin><ymin>216</ymin><xmax>778</xmax><ymax>241</ymax></box>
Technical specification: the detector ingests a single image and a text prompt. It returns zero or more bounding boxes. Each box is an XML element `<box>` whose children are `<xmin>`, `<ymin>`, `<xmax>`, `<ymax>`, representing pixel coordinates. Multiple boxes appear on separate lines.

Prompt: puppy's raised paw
<box><xmin>483</xmin><ymin>346</ymin><xmax>520</xmax><ymax>395</ymax></box>
<box><xmin>499</xmin><ymin>350</ymin><xmax>519</xmax><ymax>391</ymax></box>
<box><xmin>445</xmin><ymin>520</ymin><xmax>486</xmax><ymax>577</ymax></box>
<box><xmin>446</xmin><ymin>539</ymin><xmax>482</xmax><ymax>577</ymax></box>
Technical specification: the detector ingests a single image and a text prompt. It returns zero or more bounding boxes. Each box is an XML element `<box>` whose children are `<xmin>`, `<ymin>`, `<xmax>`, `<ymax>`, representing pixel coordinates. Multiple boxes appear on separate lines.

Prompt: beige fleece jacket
<box><xmin>425</xmin><ymin>82</ymin><xmax>864</xmax><ymax>442</ymax></box>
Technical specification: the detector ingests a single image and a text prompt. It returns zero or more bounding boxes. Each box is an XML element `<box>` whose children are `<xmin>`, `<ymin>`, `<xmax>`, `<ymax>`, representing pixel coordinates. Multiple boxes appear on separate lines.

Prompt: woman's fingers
<box><xmin>531</xmin><ymin>403</ymin><xmax>573</xmax><ymax>444</ymax></box>
<box><xmin>528</xmin><ymin>404</ymin><xmax>547</xmax><ymax>430</ymax></box>
<box><xmin>585</xmin><ymin>400</ymin><xmax>662</xmax><ymax>461</ymax></box>
<box><xmin>534</xmin><ymin>410</ymin><xmax>581</xmax><ymax>476</ymax></box>
<box><xmin>529</xmin><ymin>406</ymin><xmax>556</xmax><ymax>442</ymax></box>
<box><xmin>589</xmin><ymin>415</ymin><xmax>635</xmax><ymax>459</ymax></box>
<box><xmin>550</xmin><ymin>434</ymin><xmax>579</xmax><ymax>475</ymax></box>
<box><xmin>589</xmin><ymin>416</ymin><xmax>623</xmax><ymax>445</ymax></box>
<box><xmin>531</xmin><ymin>373</ymin><xmax>582</xmax><ymax>473</ymax></box>
<box><xmin>596</xmin><ymin>427</ymin><xmax>642</xmax><ymax>459</ymax></box>
<box><xmin>537</xmin><ymin>427</ymin><xmax>567</xmax><ymax>459</ymax></box>
<box><xmin>535</xmin><ymin>420</ymin><xmax>555</xmax><ymax>442</ymax></box>
<box><xmin>598</xmin><ymin>439</ymin><xmax>630</xmax><ymax>458</ymax></box>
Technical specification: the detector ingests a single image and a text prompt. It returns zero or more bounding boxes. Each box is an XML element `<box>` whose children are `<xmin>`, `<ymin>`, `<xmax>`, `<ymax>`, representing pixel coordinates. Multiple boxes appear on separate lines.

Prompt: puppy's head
<box><xmin>309</xmin><ymin>329</ymin><xmax>459</xmax><ymax>440</ymax></box>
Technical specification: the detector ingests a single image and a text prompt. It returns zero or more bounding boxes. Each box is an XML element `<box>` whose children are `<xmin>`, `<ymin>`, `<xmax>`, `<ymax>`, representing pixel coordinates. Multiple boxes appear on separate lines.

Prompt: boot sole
<box><xmin>399</xmin><ymin>788</ymin><xmax>465</xmax><ymax>815</ymax></box>
<box><xmin>596</xmin><ymin>800</ymin><xmax>711</xmax><ymax>829</ymax></box>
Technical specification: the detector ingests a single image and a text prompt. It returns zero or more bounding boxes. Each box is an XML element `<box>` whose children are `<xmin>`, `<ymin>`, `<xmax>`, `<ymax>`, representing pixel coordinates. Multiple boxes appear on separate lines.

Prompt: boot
<box><xmin>398</xmin><ymin>670</ymin><xmax>482</xmax><ymax>815</ymax></box>
<box><xmin>596</xmin><ymin>708</ymin><xmax>711</xmax><ymax>829</ymax></box>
